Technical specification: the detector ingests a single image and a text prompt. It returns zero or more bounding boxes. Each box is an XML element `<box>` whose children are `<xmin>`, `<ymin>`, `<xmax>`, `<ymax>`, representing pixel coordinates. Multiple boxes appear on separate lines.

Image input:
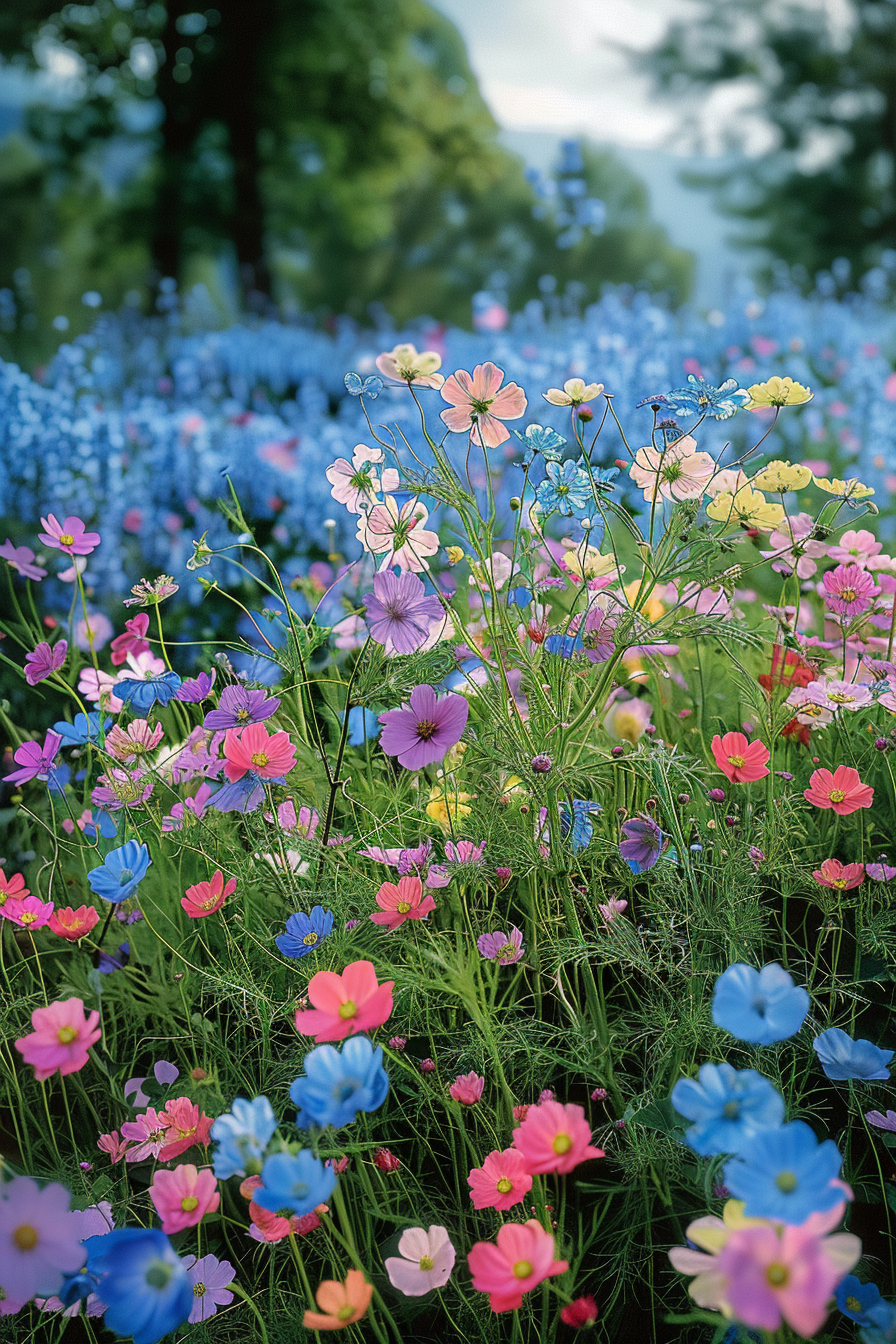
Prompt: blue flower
<box><xmin>513</xmin><ymin>423</ymin><xmax>565</xmax><ymax>466</ymax></box>
<box><xmin>670</xmin><ymin>1062</ymin><xmax>785</xmax><ymax>1156</ymax></box>
<box><xmin>535</xmin><ymin>459</ymin><xmax>593</xmax><ymax>515</ymax></box>
<box><xmin>254</xmin><ymin>1150</ymin><xmax>337</xmax><ymax>1216</ymax></box>
<box><xmin>590</xmin><ymin>466</ymin><xmax>620</xmax><ymax>495</ymax></box>
<box><xmin>290</xmin><ymin>1035</ymin><xmax>390</xmax><ymax>1129</ymax></box>
<box><xmin>559</xmin><ymin>799</ymin><xmax>601</xmax><ymax>851</ymax></box>
<box><xmin>205</xmin><ymin>773</ymin><xmax>268</xmax><ymax>814</ymax></box>
<box><xmin>210</xmin><ymin>1096</ymin><xmax>278</xmax><ymax>1179</ymax></box>
<box><xmin>87</xmin><ymin>840</ymin><xmax>151</xmax><ymax>904</ymax></box>
<box><xmin>813</xmin><ymin>1028</ymin><xmax>893</xmax><ymax>1081</ymax></box>
<box><xmin>838</xmin><ymin>1276</ymin><xmax>884</xmax><ymax>1326</ymax></box>
<box><xmin>862</xmin><ymin>1300</ymin><xmax>896</xmax><ymax>1342</ymax></box>
<box><xmin>98</xmin><ymin>942</ymin><xmax>130</xmax><ymax>974</ymax></box>
<box><xmin>544</xmin><ymin>632</ymin><xmax>583</xmax><ymax>658</ymax></box>
<box><xmin>659</xmin><ymin>375</ymin><xmax>749</xmax><ymax>421</ymax></box>
<box><xmin>85</xmin><ymin>1227</ymin><xmax>192</xmax><ymax>1344</ymax></box>
<box><xmin>712</xmin><ymin>962</ymin><xmax>809</xmax><ymax>1045</ymax></box>
<box><xmin>115</xmin><ymin>671</ymin><xmax>183</xmax><ymax>717</ymax></box>
<box><xmin>723</xmin><ymin>1120</ymin><xmax>843</xmax><ymax>1224</ymax></box>
<box><xmin>507</xmin><ymin>586</ymin><xmax>533</xmax><ymax>607</ymax></box>
<box><xmin>345</xmin><ymin>707</ymin><xmax>381</xmax><ymax>746</ymax></box>
<box><xmin>53</xmin><ymin>713</ymin><xmax>112</xmax><ymax>745</ymax></box>
<box><xmin>344</xmin><ymin>371</ymin><xmax>382</xmax><ymax>398</ymax></box>
<box><xmin>276</xmin><ymin>906</ymin><xmax>334</xmax><ymax>959</ymax></box>
<box><xmin>83</xmin><ymin>810</ymin><xmax>118</xmax><ymax>840</ymax></box>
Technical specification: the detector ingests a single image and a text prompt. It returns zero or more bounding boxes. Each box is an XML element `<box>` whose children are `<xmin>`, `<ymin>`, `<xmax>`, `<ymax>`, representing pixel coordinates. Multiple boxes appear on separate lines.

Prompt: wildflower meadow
<box><xmin>5</xmin><ymin>285</ymin><xmax>896</xmax><ymax>1344</ymax></box>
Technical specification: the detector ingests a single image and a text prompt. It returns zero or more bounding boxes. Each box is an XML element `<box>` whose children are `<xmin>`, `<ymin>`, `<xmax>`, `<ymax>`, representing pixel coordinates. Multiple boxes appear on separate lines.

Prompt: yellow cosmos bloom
<box><xmin>426</xmin><ymin>785</ymin><xmax>473</xmax><ymax>830</ymax></box>
<box><xmin>560</xmin><ymin>543</ymin><xmax>619</xmax><ymax>582</ymax></box>
<box><xmin>623</xmin><ymin>578</ymin><xmax>665</xmax><ymax>621</ymax></box>
<box><xmin>706</xmin><ymin>486</ymin><xmax>785</xmax><ymax>531</ymax></box>
<box><xmin>543</xmin><ymin>377</ymin><xmax>604</xmax><ymax>407</ymax></box>
<box><xmin>813</xmin><ymin>476</ymin><xmax>875</xmax><ymax>501</ymax></box>
<box><xmin>445</xmin><ymin>546</ymin><xmax>465</xmax><ymax>565</ymax></box>
<box><xmin>746</xmin><ymin>376</ymin><xmax>813</xmax><ymax>408</ymax></box>
<box><xmin>750</xmin><ymin>460</ymin><xmax>812</xmax><ymax>492</ymax></box>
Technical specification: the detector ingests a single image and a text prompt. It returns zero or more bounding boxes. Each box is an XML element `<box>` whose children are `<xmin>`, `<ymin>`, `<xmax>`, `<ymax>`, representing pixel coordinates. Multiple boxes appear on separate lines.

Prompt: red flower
<box><xmin>710</xmin><ymin>731</ymin><xmax>771</xmax><ymax>783</ymax></box>
<box><xmin>181</xmin><ymin>870</ymin><xmax>236</xmax><ymax>918</ymax></box>
<box><xmin>758</xmin><ymin>645</ymin><xmax>816</xmax><ymax>695</ymax></box>
<box><xmin>372</xmin><ymin>1147</ymin><xmax>401</xmax><ymax>1172</ymax></box>
<box><xmin>804</xmin><ymin>766</ymin><xmax>874</xmax><ymax>816</ymax></box>
<box><xmin>560</xmin><ymin>1296</ymin><xmax>599</xmax><ymax>1328</ymax></box>
<box><xmin>49</xmin><ymin>905</ymin><xmax>100</xmax><ymax>941</ymax></box>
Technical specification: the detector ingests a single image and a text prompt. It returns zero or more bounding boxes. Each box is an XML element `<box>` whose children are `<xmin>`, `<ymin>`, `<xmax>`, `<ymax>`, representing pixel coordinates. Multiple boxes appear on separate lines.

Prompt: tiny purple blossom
<box><xmin>161</xmin><ymin>781</ymin><xmax>217</xmax><ymax>832</ymax></box>
<box><xmin>619</xmin><ymin>817</ymin><xmax>663</xmax><ymax>873</ymax></box>
<box><xmin>24</xmin><ymin>640</ymin><xmax>67</xmax><ymax>687</ymax></box>
<box><xmin>3</xmin><ymin>731</ymin><xmax>63</xmax><ymax>785</ymax></box>
<box><xmin>477</xmin><ymin>927</ymin><xmax>525</xmax><ymax>965</ymax></box>
<box><xmin>362</xmin><ymin>569</ymin><xmax>445</xmax><ymax>656</ymax></box>
<box><xmin>378</xmin><ymin>685</ymin><xmax>468</xmax><ymax>769</ymax></box>
<box><xmin>203</xmin><ymin>684</ymin><xmax>280</xmax><ymax>731</ymax></box>
<box><xmin>867</xmin><ymin>861</ymin><xmax>896</xmax><ymax>881</ymax></box>
<box><xmin>177</xmin><ymin>670</ymin><xmax>217</xmax><ymax>702</ymax></box>
<box><xmin>182</xmin><ymin>1253</ymin><xmax>235</xmax><ymax>1324</ymax></box>
<box><xmin>866</xmin><ymin>1110</ymin><xmax>896</xmax><ymax>1131</ymax></box>
<box><xmin>38</xmin><ymin>513</ymin><xmax>101</xmax><ymax>556</ymax></box>
<box><xmin>0</xmin><ymin>539</ymin><xmax>46</xmax><ymax>581</ymax></box>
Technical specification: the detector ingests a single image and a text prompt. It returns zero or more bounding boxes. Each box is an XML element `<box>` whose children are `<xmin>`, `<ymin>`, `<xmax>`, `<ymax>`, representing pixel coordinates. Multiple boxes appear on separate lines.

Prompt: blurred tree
<box><xmin>0</xmin><ymin>0</ymin><xmax>692</xmax><ymax>361</ymax></box>
<box><xmin>640</xmin><ymin>0</ymin><xmax>896</xmax><ymax>281</ymax></box>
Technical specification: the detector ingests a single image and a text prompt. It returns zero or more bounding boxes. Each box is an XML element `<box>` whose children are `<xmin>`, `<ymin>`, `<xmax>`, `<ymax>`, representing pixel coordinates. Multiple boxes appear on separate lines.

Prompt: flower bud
<box><xmin>531</xmin><ymin>753</ymin><xmax>552</xmax><ymax>773</ymax></box>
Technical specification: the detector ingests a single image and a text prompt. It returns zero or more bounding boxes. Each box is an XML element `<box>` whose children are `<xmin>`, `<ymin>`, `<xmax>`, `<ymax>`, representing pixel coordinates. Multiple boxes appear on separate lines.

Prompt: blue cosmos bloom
<box><xmin>87</xmin><ymin>840</ymin><xmax>151</xmax><ymax>903</ymax></box>
<box><xmin>838</xmin><ymin>1276</ymin><xmax>884</xmax><ymax>1326</ymax></box>
<box><xmin>206</xmin><ymin>772</ymin><xmax>280</xmax><ymax>814</ymax></box>
<box><xmin>712</xmin><ymin>962</ymin><xmax>809</xmax><ymax>1045</ymax></box>
<box><xmin>559</xmin><ymin>799</ymin><xmax>601</xmax><ymax>851</ymax></box>
<box><xmin>58</xmin><ymin>1265</ymin><xmax>103</xmax><ymax>1308</ymax></box>
<box><xmin>254</xmin><ymin>1150</ymin><xmax>337</xmax><ymax>1216</ymax></box>
<box><xmin>47</xmin><ymin>762</ymin><xmax>71</xmax><ymax>795</ymax></box>
<box><xmin>345</xmin><ymin>707</ymin><xmax>381</xmax><ymax>746</ymax></box>
<box><xmin>53</xmin><ymin>713</ymin><xmax>112</xmax><ymax>745</ymax></box>
<box><xmin>85</xmin><ymin>1227</ymin><xmax>192</xmax><ymax>1344</ymax></box>
<box><xmin>589</xmin><ymin>466</ymin><xmax>620</xmax><ymax>495</ymax></box>
<box><xmin>115</xmin><ymin>671</ymin><xmax>182</xmax><ymax>717</ymax></box>
<box><xmin>722</xmin><ymin>1119</ymin><xmax>843</xmax><ymax>1224</ymax></box>
<box><xmin>513</xmin><ymin>423</ymin><xmax>566</xmax><ymax>466</ymax></box>
<box><xmin>670</xmin><ymin>1062</ymin><xmax>785</xmax><ymax>1156</ymax></box>
<box><xmin>544</xmin><ymin>632</ymin><xmax>583</xmax><ymax>658</ymax></box>
<box><xmin>658</xmin><ymin>375</ymin><xmax>749</xmax><ymax>421</ymax></box>
<box><xmin>276</xmin><ymin>906</ymin><xmax>335</xmax><ymax>959</ymax></box>
<box><xmin>862</xmin><ymin>1300</ymin><xmax>896</xmax><ymax>1342</ymax></box>
<box><xmin>82</xmin><ymin>809</ymin><xmax>118</xmax><ymax>840</ymax></box>
<box><xmin>290</xmin><ymin>1035</ymin><xmax>390</xmax><ymax>1129</ymax></box>
<box><xmin>535</xmin><ymin>459</ymin><xmax>593</xmax><ymax>515</ymax></box>
<box><xmin>98</xmin><ymin>942</ymin><xmax>130</xmax><ymax>974</ymax></box>
<box><xmin>507</xmin><ymin>586</ymin><xmax>533</xmax><ymax>607</ymax></box>
<box><xmin>210</xmin><ymin>1096</ymin><xmax>278</xmax><ymax>1179</ymax></box>
<box><xmin>813</xmin><ymin>1028</ymin><xmax>893</xmax><ymax>1081</ymax></box>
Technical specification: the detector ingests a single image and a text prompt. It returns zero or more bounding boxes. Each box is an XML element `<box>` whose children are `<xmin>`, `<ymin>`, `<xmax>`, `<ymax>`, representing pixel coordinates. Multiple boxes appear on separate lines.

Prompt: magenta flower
<box><xmin>3</xmin><ymin>731</ymin><xmax>63</xmax><ymax>785</ymax></box>
<box><xmin>109</xmin><ymin>613</ymin><xmax>150</xmax><ymax>666</ymax></box>
<box><xmin>378</xmin><ymin>685</ymin><xmax>468</xmax><ymax>769</ymax></box>
<box><xmin>24</xmin><ymin>641</ymin><xmax>67</xmax><ymax>687</ymax></box>
<box><xmin>450</xmin><ymin>1072</ymin><xmax>485</xmax><ymax>1105</ymax></box>
<box><xmin>120</xmin><ymin>1107</ymin><xmax>168</xmax><ymax>1163</ymax></box>
<box><xmin>445</xmin><ymin>839</ymin><xmax>486</xmax><ymax>864</ymax></box>
<box><xmin>37</xmin><ymin>514</ymin><xmax>101</xmax><ymax>556</ymax></box>
<box><xmin>1</xmin><ymin>895</ymin><xmax>54</xmax><ymax>930</ymax></box>
<box><xmin>161</xmin><ymin>781</ymin><xmax>216</xmax><ymax>832</ymax></box>
<box><xmin>182</xmin><ymin>1253</ymin><xmax>236</xmax><ymax>1324</ymax></box>
<box><xmin>0</xmin><ymin>539</ymin><xmax>47</xmax><ymax>581</ymax></box>
<box><xmin>867</xmin><ymin>861</ymin><xmax>896</xmax><ymax>881</ymax></box>
<box><xmin>822</xmin><ymin>563</ymin><xmax>880</xmax><ymax>617</ymax></box>
<box><xmin>362</xmin><ymin>570</ymin><xmax>445</xmax><ymax>655</ymax></box>
<box><xmin>477</xmin><ymin>928</ymin><xmax>525</xmax><ymax>964</ymax></box>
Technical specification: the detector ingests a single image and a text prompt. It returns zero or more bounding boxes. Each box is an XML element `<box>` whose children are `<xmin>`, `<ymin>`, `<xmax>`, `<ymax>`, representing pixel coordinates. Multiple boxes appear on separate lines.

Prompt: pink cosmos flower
<box><xmin>159</xmin><ymin>1096</ymin><xmax>214</xmax><ymax>1161</ymax></box>
<box><xmin>629</xmin><ymin>435</ymin><xmax>715</xmax><ymax>502</ymax></box>
<box><xmin>2</xmin><ymin>895</ymin><xmax>54</xmax><ymax>930</ymax></box>
<box><xmin>91</xmin><ymin>766</ymin><xmax>154</xmax><ymax>811</ymax></box>
<box><xmin>249</xmin><ymin>1199</ymin><xmax>324</xmax><ymax>1242</ymax></box>
<box><xmin>97</xmin><ymin>1130</ymin><xmax>131</xmax><ymax>1162</ymax></box>
<box><xmin>477</xmin><ymin>928</ymin><xmax>525</xmax><ymax>964</ymax></box>
<box><xmin>379</xmin><ymin>684</ymin><xmax>469</xmax><ymax>769</ymax></box>
<box><xmin>445</xmin><ymin>839</ymin><xmax>486</xmax><ymax>864</ymax></box>
<box><xmin>0</xmin><ymin>869</ymin><xmax>28</xmax><ymax>908</ymax></box>
<box><xmin>49</xmin><ymin>905</ymin><xmax>100</xmax><ymax>941</ymax></box>
<box><xmin>440</xmin><ymin>362</ymin><xmax>527</xmax><ymax>448</ymax></box>
<box><xmin>512</xmin><ymin>1100</ymin><xmax>604</xmax><ymax>1175</ymax></box>
<box><xmin>24</xmin><ymin>640</ymin><xmax>67</xmax><ymax>687</ymax></box>
<box><xmin>803</xmin><ymin>679</ymin><xmax>873</xmax><ymax>712</ymax></box>
<box><xmin>109</xmin><ymin>612</ymin><xmax>151</xmax><ymax>665</ymax></box>
<box><xmin>0</xmin><ymin>1176</ymin><xmax>86</xmax><ymax>1305</ymax></box>
<box><xmin>804</xmin><ymin>766</ymin><xmax>874</xmax><ymax>815</ymax></box>
<box><xmin>450</xmin><ymin>1072</ymin><xmax>485</xmax><ymax>1105</ymax></box>
<box><xmin>181</xmin><ymin>1253</ymin><xmax>235</xmax><ymax>1324</ymax></box>
<box><xmin>105</xmin><ymin>720</ymin><xmax>164</xmax><ymax>762</ymax></box>
<box><xmin>0</xmin><ymin>538</ymin><xmax>47</xmax><ymax>581</ymax></box>
<box><xmin>276</xmin><ymin>799</ymin><xmax>320</xmax><ymax>837</ymax></box>
<box><xmin>376</xmin><ymin>343</ymin><xmax>445</xmax><ymax>389</ymax></box>
<box><xmin>762</xmin><ymin>513</ymin><xmax>827</xmax><ymax>579</ymax></box>
<box><xmin>718</xmin><ymin>1223</ymin><xmax>858</xmax><ymax>1337</ymax></box>
<box><xmin>15</xmin><ymin>997</ymin><xmax>101</xmax><ymax>1080</ymax></box>
<box><xmin>182</xmin><ymin>870</ymin><xmax>236</xmax><ymax>918</ymax></box>
<box><xmin>363</xmin><ymin>569</ymin><xmax>445</xmax><ymax>655</ymax></box>
<box><xmin>326</xmin><ymin>449</ymin><xmax>400</xmax><ymax>514</ymax></box>
<box><xmin>385</xmin><ymin>1225</ymin><xmax>456</xmax><ymax>1296</ymax></box>
<box><xmin>223</xmin><ymin>722</ymin><xmax>297</xmax><ymax>782</ymax></box>
<box><xmin>3</xmin><ymin>730</ymin><xmax>63</xmax><ymax>786</ymax></box>
<box><xmin>370</xmin><ymin>874</ymin><xmax>436</xmax><ymax>931</ymax></box>
<box><xmin>150</xmin><ymin>1164</ymin><xmax>219</xmax><ymax>1235</ymax></box>
<box><xmin>822</xmin><ymin>564</ymin><xmax>880</xmax><ymax>617</ymax></box>
<box><xmin>710</xmin><ymin>732</ymin><xmax>771</xmax><ymax>783</ymax></box>
<box><xmin>161</xmin><ymin>781</ymin><xmax>217</xmax><ymax>832</ymax></box>
<box><xmin>468</xmin><ymin>1220</ymin><xmax>568</xmax><ymax>1312</ymax></box>
<box><xmin>467</xmin><ymin>1148</ymin><xmax>534</xmax><ymax>1210</ymax></box>
<box><xmin>598</xmin><ymin>898</ymin><xmax>628</xmax><ymax>924</ymax></box>
<box><xmin>294</xmin><ymin>959</ymin><xmax>394</xmax><ymax>1042</ymax></box>
<box><xmin>120</xmin><ymin>1107</ymin><xmax>168</xmax><ymax>1163</ymax></box>
<box><xmin>357</xmin><ymin>496</ymin><xmax>440</xmax><ymax>572</ymax></box>
<box><xmin>38</xmin><ymin>514</ymin><xmax>101</xmax><ymax>556</ymax></box>
<box><xmin>812</xmin><ymin>859</ymin><xmax>865</xmax><ymax>890</ymax></box>
<box><xmin>828</xmin><ymin>528</ymin><xmax>882</xmax><ymax>567</ymax></box>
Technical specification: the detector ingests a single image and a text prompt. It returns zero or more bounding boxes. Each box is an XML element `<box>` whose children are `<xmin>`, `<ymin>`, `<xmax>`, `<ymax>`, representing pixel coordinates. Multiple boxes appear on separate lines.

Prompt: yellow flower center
<box><xmin>840</xmin><ymin>587</ymin><xmax>857</xmax><ymax>602</ymax></box>
<box><xmin>235</xmin><ymin>708</ymin><xmax>250</xmax><ymax>722</ymax></box>
<box><xmin>193</xmin><ymin>1282</ymin><xmax>207</xmax><ymax>1297</ymax></box>
<box><xmin>250</xmin><ymin>752</ymin><xmax>269</xmax><ymax>768</ymax></box>
<box><xmin>775</xmin><ymin>1171</ymin><xmax>798</xmax><ymax>1193</ymax></box>
<box><xmin>57</xmin><ymin>1026</ymin><xmax>77</xmax><ymax>1044</ymax></box>
<box><xmin>181</xmin><ymin>1196</ymin><xmax>200</xmax><ymax>1212</ymax></box>
<box><xmin>396</xmin><ymin>902</ymin><xmax>411</xmax><ymax>913</ymax></box>
<box><xmin>337</xmin><ymin>1305</ymin><xmax>354</xmax><ymax>1322</ymax></box>
<box><xmin>59</xmin><ymin>533</ymin><xmax>75</xmax><ymax>546</ymax></box>
<box><xmin>727</xmin><ymin>754</ymin><xmax>745</xmax><ymax>768</ymax></box>
<box><xmin>338</xmin><ymin>1000</ymin><xmax>357</xmax><ymax>1020</ymax></box>
<box><xmin>415</xmin><ymin>718</ymin><xmax>437</xmax><ymax>741</ymax></box>
<box><xmin>419</xmin><ymin>1255</ymin><xmax>434</xmax><ymax>1272</ymax></box>
<box><xmin>846</xmin><ymin>1296</ymin><xmax>862</xmax><ymax>1313</ymax></box>
<box><xmin>513</xmin><ymin>1260</ymin><xmax>533</xmax><ymax>1280</ymax></box>
<box><xmin>828</xmin><ymin>691</ymin><xmax>853</xmax><ymax>703</ymax></box>
<box><xmin>13</xmin><ymin>1225</ymin><xmax>38</xmax><ymax>1250</ymax></box>
<box><xmin>302</xmin><ymin>932</ymin><xmax>319</xmax><ymax>946</ymax></box>
<box><xmin>552</xmin><ymin>1132</ymin><xmax>573</xmax><ymax>1155</ymax></box>
<box><xmin>496</xmin><ymin>1177</ymin><xmax>513</xmax><ymax>1194</ymax></box>
<box><xmin>19</xmin><ymin>912</ymin><xmax>38</xmax><ymax>925</ymax></box>
<box><xmin>766</xmin><ymin>1263</ymin><xmax>789</xmax><ymax>1287</ymax></box>
<box><xmin>829</xmin><ymin>790</ymin><xmax>846</xmax><ymax>803</ymax></box>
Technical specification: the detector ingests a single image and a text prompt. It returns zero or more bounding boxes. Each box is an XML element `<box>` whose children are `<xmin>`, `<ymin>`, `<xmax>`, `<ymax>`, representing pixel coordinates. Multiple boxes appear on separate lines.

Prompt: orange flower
<box><xmin>303</xmin><ymin>1269</ymin><xmax>373</xmax><ymax>1331</ymax></box>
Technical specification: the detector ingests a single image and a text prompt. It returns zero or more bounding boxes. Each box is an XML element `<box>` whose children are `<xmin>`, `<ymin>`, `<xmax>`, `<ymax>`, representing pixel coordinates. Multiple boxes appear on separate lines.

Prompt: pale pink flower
<box><xmin>385</xmin><ymin>1226</ymin><xmax>456</xmax><ymax>1296</ymax></box>
<box><xmin>469</xmin><ymin>551</ymin><xmax>513</xmax><ymax>591</ymax></box>
<box><xmin>629</xmin><ymin>435</ymin><xmax>715</xmax><ymax>502</ymax></box>
<box><xmin>357</xmin><ymin>496</ymin><xmax>440</xmax><ymax>572</ymax></box>
<box><xmin>802</xmin><ymin>678</ymin><xmax>873</xmax><ymax>712</ymax></box>
<box><xmin>439</xmin><ymin>362</ymin><xmax>527</xmax><ymax>449</ymax></box>
<box><xmin>326</xmin><ymin>446</ymin><xmax>400</xmax><ymax>514</ymax></box>
<box><xmin>827</xmin><ymin>529</ymin><xmax>882</xmax><ymax>567</ymax></box>
<box><xmin>331</xmin><ymin>613</ymin><xmax>368</xmax><ymax>649</ymax></box>
<box><xmin>97</xmin><ymin>1131</ymin><xmax>131</xmax><ymax>1162</ymax></box>
<box><xmin>444</xmin><ymin>839</ymin><xmax>485</xmax><ymax>864</ymax></box>
<box><xmin>105</xmin><ymin>720</ymin><xmax>164</xmax><ymax>761</ymax></box>
<box><xmin>598</xmin><ymin>898</ymin><xmax>628</xmax><ymax>924</ymax></box>
<box><xmin>376</xmin><ymin>344</ymin><xmax>445</xmax><ymax>389</ymax></box>
<box><xmin>78</xmin><ymin>667</ymin><xmax>124</xmax><ymax>713</ymax></box>
<box><xmin>449</xmin><ymin>1072</ymin><xmax>485</xmax><ymax>1105</ymax></box>
<box><xmin>718</xmin><ymin>1222</ymin><xmax>859</xmax><ymax>1337</ymax></box>
<box><xmin>604</xmin><ymin>695</ymin><xmax>653</xmax><ymax>743</ymax></box>
<box><xmin>762</xmin><ymin>513</ymin><xmax>827</xmax><ymax>579</ymax></box>
<box><xmin>150</xmin><ymin>1164</ymin><xmax>219</xmax><ymax>1235</ymax></box>
<box><xmin>705</xmin><ymin>467</ymin><xmax>749</xmax><ymax>498</ymax></box>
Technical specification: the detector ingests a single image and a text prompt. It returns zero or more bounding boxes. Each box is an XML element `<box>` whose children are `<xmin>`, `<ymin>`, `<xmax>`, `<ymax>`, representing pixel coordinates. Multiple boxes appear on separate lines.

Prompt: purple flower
<box><xmin>866</xmin><ymin>1110</ymin><xmax>896</xmax><ymax>1131</ymax></box>
<box><xmin>38</xmin><ymin>513</ymin><xmax>101</xmax><ymax>556</ymax></box>
<box><xmin>445</xmin><ymin>839</ymin><xmax>486</xmax><ymax>865</ymax></box>
<box><xmin>3</xmin><ymin>731</ymin><xmax>63</xmax><ymax>785</ymax></box>
<box><xmin>203</xmin><ymin>684</ymin><xmax>280</xmax><ymax>730</ymax></box>
<box><xmin>362</xmin><ymin>570</ymin><xmax>444</xmax><ymax>656</ymax></box>
<box><xmin>161</xmin><ymin>781</ymin><xmax>216</xmax><ymax>832</ymax></box>
<box><xmin>378</xmin><ymin>685</ymin><xmax>469</xmax><ymax>769</ymax></box>
<box><xmin>477</xmin><ymin>927</ymin><xmax>524</xmax><ymax>965</ymax></box>
<box><xmin>98</xmin><ymin>942</ymin><xmax>130</xmax><ymax>974</ymax></box>
<box><xmin>182</xmin><ymin>1253</ymin><xmax>235</xmax><ymax>1323</ymax></box>
<box><xmin>581</xmin><ymin>607</ymin><xmax>617</xmax><ymax>663</ymax></box>
<box><xmin>91</xmin><ymin>768</ymin><xmax>154</xmax><ymax>811</ymax></box>
<box><xmin>0</xmin><ymin>539</ymin><xmax>46</xmax><ymax>581</ymax></box>
<box><xmin>206</xmin><ymin>771</ymin><xmax>272</xmax><ymax>814</ymax></box>
<box><xmin>867</xmin><ymin>861</ymin><xmax>896</xmax><ymax>881</ymax></box>
<box><xmin>397</xmin><ymin>840</ymin><xmax>434</xmax><ymax>874</ymax></box>
<box><xmin>619</xmin><ymin>817</ymin><xmax>663</xmax><ymax>874</ymax></box>
<box><xmin>177</xmin><ymin>670</ymin><xmax>217</xmax><ymax>703</ymax></box>
<box><xmin>24</xmin><ymin>641</ymin><xmax>67</xmax><ymax>687</ymax></box>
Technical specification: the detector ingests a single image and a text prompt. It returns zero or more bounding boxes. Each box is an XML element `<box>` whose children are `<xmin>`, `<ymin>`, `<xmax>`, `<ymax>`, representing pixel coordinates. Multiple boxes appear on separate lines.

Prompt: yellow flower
<box><xmin>623</xmin><ymin>578</ymin><xmax>665</xmax><ymax>622</ymax></box>
<box><xmin>750</xmin><ymin>460</ymin><xmax>812</xmax><ymax>492</ymax></box>
<box><xmin>441</xmin><ymin>741</ymin><xmax>468</xmax><ymax>774</ymax></box>
<box><xmin>706</xmin><ymin>486</ymin><xmax>785</xmax><ymax>531</ymax></box>
<box><xmin>813</xmin><ymin>476</ymin><xmax>875</xmax><ymax>501</ymax></box>
<box><xmin>426</xmin><ymin>785</ymin><xmax>472</xmax><ymax>830</ymax></box>
<box><xmin>560</xmin><ymin>544</ymin><xmax>619</xmax><ymax>582</ymax></box>
<box><xmin>375</xmin><ymin>343</ymin><xmax>444</xmax><ymax>389</ymax></box>
<box><xmin>543</xmin><ymin>377</ymin><xmax>604</xmax><ymax>407</ymax></box>
<box><xmin>746</xmin><ymin>376</ymin><xmax>813</xmax><ymax>408</ymax></box>
<box><xmin>445</xmin><ymin>546</ymin><xmax>465</xmax><ymax>566</ymax></box>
